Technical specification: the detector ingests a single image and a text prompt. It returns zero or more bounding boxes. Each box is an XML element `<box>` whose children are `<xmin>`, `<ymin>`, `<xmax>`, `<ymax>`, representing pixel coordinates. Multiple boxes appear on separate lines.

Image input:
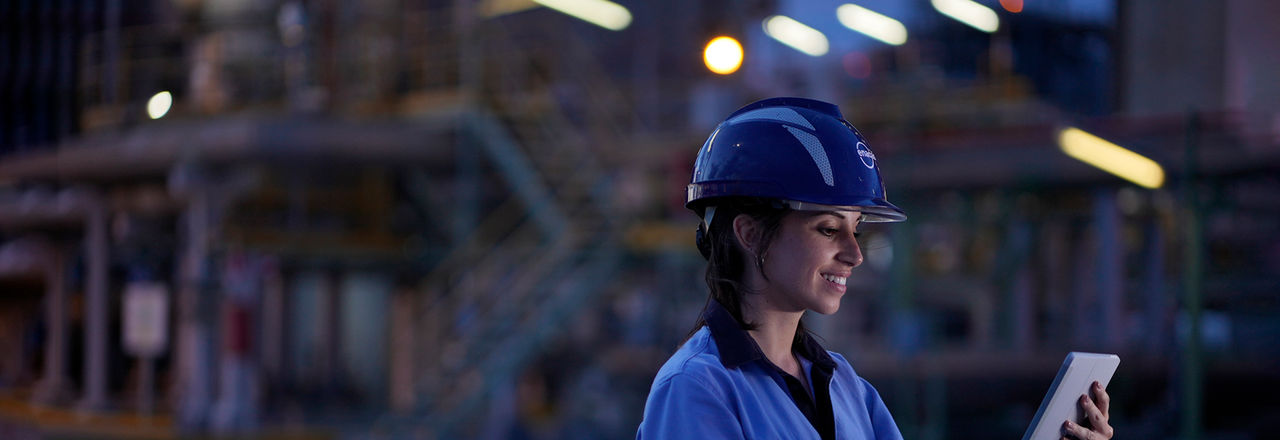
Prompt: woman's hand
<box><xmin>1061</xmin><ymin>381</ymin><xmax>1113</xmax><ymax>440</ymax></box>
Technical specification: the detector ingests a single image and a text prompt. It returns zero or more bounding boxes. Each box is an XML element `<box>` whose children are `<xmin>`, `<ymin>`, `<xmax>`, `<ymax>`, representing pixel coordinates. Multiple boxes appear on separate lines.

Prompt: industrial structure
<box><xmin>1</xmin><ymin>0</ymin><xmax>1277</xmax><ymax>438</ymax></box>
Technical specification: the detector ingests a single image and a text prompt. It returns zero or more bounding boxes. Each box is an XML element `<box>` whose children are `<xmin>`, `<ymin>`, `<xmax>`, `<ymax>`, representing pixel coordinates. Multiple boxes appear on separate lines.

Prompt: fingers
<box><xmin>1071</xmin><ymin>389</ymin><xmax>1115</xmax><ymax>440</ymax></box>
<box><xmin>1092</xmin><ymin>381</ymin><xmax>1110</xmax><ymax>417</ymax></box>
<box><xmin>1061</xmin><ymin>419</ymin><xmax>1109</xmax><ymax>440</ymax></box>
<box><xmin>1061</xmin><ymin>420</ymin><xmax>1096</xmax><ymax>440</ymax></box>
<box><xmin>1079</xmin><ymin>393</ymin><xmax>1105</xmax><ymax>429</ymax></box>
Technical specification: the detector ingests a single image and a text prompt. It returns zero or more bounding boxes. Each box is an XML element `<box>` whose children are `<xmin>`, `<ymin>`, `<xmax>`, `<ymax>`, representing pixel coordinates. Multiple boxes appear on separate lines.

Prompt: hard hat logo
<box><xmin>856</xmin><ymin>141</ymin><xmax>877</xmax><ymax>169</ymax></box>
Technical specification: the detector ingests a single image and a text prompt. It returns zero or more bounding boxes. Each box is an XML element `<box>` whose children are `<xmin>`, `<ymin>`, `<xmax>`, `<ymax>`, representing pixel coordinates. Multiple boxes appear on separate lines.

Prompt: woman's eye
<box><xmin>819</xmin><ymin>228</ymin><xmax>838</xmax><ymax>236</ymax></box>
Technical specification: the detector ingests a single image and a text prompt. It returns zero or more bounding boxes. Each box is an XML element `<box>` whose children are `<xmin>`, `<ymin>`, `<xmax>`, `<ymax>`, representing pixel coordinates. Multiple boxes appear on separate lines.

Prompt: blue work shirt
<box><xmin>637</xmin><ymin>302</ymin><xmax>903</xmax><ymax>440</ymax></box>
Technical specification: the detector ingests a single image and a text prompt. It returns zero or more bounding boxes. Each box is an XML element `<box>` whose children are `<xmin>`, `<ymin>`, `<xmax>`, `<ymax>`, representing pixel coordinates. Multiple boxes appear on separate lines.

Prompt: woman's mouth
<box><xmin>822</xmin><ymin>274</ymin><xmax>847</xmax><ymax>286</ymax></box>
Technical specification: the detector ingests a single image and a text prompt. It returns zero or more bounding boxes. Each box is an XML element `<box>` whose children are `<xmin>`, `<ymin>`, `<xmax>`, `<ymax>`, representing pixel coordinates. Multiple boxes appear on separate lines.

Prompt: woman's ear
<box><xmin>731</xmin><ymin>214</ymin><xmax>760</xmax><ymax>255</ymax></box>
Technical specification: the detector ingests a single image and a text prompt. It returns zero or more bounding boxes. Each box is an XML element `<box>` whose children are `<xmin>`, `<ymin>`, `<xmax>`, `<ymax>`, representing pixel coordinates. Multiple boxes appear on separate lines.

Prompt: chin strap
<box><xmin>695</xmin><ymin>224</ymin><xmax>712</xmax><ymax>260</ymax></box>
<box><xmin>695</xmin><ymin>206</ymin><xmax>717</xmax><ymax>260</ymax></box>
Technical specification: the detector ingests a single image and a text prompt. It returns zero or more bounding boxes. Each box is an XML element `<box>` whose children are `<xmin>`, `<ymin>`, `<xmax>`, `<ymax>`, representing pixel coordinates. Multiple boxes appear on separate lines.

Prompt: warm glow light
<box><xmin>999</xmin><ymin>0</ymin><xmax>1024</xmax><ymax>13</ymax></box>
<box><xmin>147</xmin><ymin>91</ymin><xmax>172</xmax><ymax>119</ymax></box>
<box><xmin>836</xmin><ymin>4</ymin><xmax>908</xmax><ymax>46</ymax></box>
<box><xmin>1059</xmin><ymin>127</ymin><xmax>1165</xmax><ymax>189</ymax></box>
<box><xmin>703</xmin><ymin>36</ymin><xmax>744</xmax><ymax>75</ymax></box>
<box><xmin>532</xmin><ymin>0</ymin><xmax>631</xmax><ymax>31</ymax></box>
<box><xmin>931</xmin><ymin>0</ymin><xmax>1000</xmax><ymax>33</ymax></box>
<box><xmin>763</xmin><ymin>15</ymin><xmax>829</xmax><ymax>56</ymax></box>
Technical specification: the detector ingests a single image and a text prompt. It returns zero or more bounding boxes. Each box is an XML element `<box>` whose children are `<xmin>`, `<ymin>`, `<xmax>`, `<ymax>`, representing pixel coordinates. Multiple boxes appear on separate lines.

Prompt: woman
<box><xmin>637</xmin><ymin>97</ymin><xmax>1113</xmax><ymax>440</ymax></box>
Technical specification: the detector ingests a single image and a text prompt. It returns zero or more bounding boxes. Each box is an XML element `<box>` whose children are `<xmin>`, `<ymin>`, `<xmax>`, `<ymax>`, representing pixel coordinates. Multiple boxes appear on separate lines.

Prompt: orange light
<box><xmin>703</xmin><ymin>36</ymin><xmax>744</xmax><ymax>75</ymax></box>
<box><xmin>999</xmin><ymin>0</ymin><xmax>1023</xmax><ymax>13</ymax></box>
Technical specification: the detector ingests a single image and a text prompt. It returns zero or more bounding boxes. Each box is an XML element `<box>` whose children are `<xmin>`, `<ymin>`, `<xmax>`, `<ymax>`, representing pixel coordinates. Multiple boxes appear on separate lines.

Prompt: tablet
<box><xmin>1022</xmin><ymin>352</ymin><xmax>1120</xmax><ymax>440</ymax></box>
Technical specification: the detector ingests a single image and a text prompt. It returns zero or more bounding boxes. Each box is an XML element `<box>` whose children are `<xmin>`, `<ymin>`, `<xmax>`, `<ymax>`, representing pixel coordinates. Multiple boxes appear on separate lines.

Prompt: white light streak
<box><xmin>533</xmin><ymin>0</ymin><xmax>631</xmax><ymax>31</ymax></box>
<box><xmin>837</xmin><ymin>4</ymin><xmax>908</xmax><ymax>46</ymax></box>
<box><xmin>763</xmin><ymin>15</ymin><xmax>829</xmax><ymax>56</ymax></box>
<box><xmin>931</xmin><ymin>0</ymin><xmax>1000</xmax><ymax>33</ymax></box>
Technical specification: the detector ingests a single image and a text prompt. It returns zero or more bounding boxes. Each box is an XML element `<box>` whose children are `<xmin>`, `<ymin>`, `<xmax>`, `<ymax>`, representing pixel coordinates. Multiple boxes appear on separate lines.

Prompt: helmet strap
<box><xmin>695</xmin><ymin>206</ymin><xmax>719</xmax><ymax>261</ymax></box>
<box><xmin>695</xmin><ymin>224</ymin><xmax>712</xmax><ymax>260</ymax></box>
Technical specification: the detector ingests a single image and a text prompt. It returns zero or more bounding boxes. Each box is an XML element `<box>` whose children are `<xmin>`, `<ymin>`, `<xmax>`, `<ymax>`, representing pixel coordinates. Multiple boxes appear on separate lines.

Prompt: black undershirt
<box><xmin>703</xmin><ymin>302</ymin><xmax>839</xmax><ymax>440</ymax></box>
<box><xmin>772</xmin><ymin>359</ymin><xmax>836</xmax><ymax>440</ymax></box>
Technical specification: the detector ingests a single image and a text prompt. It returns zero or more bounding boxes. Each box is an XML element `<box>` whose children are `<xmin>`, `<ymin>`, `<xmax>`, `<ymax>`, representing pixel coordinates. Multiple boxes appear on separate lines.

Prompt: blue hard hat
<box><xmin>686</xmin><ymin>97</ymin><xmax>907</xmax><ymax>223</ymax></box>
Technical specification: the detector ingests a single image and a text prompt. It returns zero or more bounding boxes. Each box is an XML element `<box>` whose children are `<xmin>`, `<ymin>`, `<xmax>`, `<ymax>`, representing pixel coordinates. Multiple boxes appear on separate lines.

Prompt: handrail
<box><xmin>403</xmin><ymin>13</ymin><xmax>645</xmax><ymax>436</ymax></box>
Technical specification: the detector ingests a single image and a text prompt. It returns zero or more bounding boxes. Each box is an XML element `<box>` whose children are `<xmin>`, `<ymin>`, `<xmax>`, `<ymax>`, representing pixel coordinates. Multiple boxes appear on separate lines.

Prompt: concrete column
<box><xmin>33</xmin><ymin>246</ymin><xmax>69</xmax><ymax>404</ymax></box>
<box><xmin>79</xmin><ymin>199</ymin><xmax>111</xmax><ymax>411</ymax></box>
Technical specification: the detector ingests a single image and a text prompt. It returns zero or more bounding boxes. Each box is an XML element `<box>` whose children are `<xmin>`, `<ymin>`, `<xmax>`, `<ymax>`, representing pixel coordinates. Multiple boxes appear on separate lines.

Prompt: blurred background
<box><xmin>1</xmin><ymin>0</ymin><xmax>1278</xmax><ymax>438</ymax></box>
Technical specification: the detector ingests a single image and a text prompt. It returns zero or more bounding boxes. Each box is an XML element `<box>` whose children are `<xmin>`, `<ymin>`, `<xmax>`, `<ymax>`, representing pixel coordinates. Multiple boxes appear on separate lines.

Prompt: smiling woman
<box><xmin>636</xmin><ymin>97</ymin><xmax>907</xmax><ymax>440</ymax></box>
<box><xmin>634</xmin><ymin>98</ymin><xmax>1114</xmax><ymax>440</ymax></box>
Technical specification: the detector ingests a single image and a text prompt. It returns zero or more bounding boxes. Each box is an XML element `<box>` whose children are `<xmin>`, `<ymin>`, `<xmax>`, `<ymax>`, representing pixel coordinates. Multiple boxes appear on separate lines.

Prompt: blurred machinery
<box><xmin>1</xmin><ymin>0</ymin><xmax>1278</xmax><ymax>439</ymax></box>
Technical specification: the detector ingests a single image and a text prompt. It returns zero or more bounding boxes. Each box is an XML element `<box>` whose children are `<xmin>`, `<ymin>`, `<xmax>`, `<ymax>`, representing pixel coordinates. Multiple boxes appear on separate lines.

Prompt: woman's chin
<box><xmin>809</xmin><ymin>301</ymin><xmax>842</xmax><ymax>315</ymax></box>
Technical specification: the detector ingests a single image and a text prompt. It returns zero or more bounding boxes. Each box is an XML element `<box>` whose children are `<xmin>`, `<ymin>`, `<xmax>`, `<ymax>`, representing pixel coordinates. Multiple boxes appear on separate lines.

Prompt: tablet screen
<box><xmin>1022</xmin><ymin>352</ymin><xmax>1120</xmax><ymax>440</ymax></box>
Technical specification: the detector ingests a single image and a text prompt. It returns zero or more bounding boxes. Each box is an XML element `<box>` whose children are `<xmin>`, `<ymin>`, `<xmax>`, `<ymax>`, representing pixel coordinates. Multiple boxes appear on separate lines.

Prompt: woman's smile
<box><xmin>822</xmin><ymin>273</ymin><xmax>848</xmax><ymax>289</ymax></box>
<box><xmin>757</xmin><ymin>210</ymin><xmax>863</xmax><ymax>315</ymax></box>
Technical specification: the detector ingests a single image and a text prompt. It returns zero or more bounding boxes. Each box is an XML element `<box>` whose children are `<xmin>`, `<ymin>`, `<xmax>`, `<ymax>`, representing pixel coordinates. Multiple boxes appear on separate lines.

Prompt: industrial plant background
<box><xmin>1</xmin><ymin>0</ymin><xmax>1277</xmax><ymax>439</ymax></box>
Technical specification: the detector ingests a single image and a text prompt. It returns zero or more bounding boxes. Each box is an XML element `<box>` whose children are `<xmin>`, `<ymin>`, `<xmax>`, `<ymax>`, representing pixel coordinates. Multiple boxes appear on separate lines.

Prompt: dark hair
<box><xmin>689</xmin><ymin>198</ymin><xmax>812</xmax><ymax>345</ymax></box>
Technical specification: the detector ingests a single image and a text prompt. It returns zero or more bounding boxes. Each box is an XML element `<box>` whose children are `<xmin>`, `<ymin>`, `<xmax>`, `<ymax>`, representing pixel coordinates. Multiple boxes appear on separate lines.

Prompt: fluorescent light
<box><xmin>533</xmin><ymin>0</ymin><xmax>631</xmax><ymax>31</ymax></box>
<box><xmin>480</xmin><ymin>0</ymin><xmax>540</xmax><ymax>18</ymax></box>
<box><xmin>837</xmin><ymin>4</ymin><xmax>908</xmax><ymax>46</ymax></box>
<box><xmin>147</xmin><ymin>91</ymin><xmax>172</xmax><ymax>119</ymax></box>
<box><xmin>704</xmin><ymin>36</ymin><xmax>744</xmax><ymax>75</ymax></box>
<box><xmin>1059</xmin><ymin>127</ymin><xmax>1165</xmax><ymax>189</ymax></box>
<box><xmin>763</xmin><ymin>15</ymin><xmax>829</xmax><ymax>56</ymax></box>
<box><xmin>931</xmin><ymin>0</ymin><xmax>999</xmax><ymax>33</ymax></box>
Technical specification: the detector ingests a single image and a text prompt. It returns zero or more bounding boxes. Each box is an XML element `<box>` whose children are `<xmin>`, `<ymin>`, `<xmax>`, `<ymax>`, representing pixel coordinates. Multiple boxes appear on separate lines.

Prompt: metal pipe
<box><xmin>79</xmin><ymin>191</ymin><xmax>111</xmax><ymax>411</ymax></box>
<box><xmin>23</xmin><ymin>240</ymin><xmax>68</xmax><ymax>404</ymax></box>
<box><xmin>176</xmin><ymin>186</ymin><xmax>213</xmax><ymax>430</ymax></box>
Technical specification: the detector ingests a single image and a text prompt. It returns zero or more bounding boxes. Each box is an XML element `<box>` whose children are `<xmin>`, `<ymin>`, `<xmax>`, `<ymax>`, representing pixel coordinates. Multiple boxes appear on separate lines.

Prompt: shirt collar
<box><xmin>704</xmin><ymin>300</ymin><xmax>837</xmax><ymax>371</ymax></box>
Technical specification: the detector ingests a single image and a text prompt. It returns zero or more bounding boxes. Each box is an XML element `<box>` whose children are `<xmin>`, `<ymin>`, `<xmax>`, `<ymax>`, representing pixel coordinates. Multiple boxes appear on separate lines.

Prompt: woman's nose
<box><xmin>838</xmin><ymin>234</ymin><xmax>863</xmax><ymax>268</ymax></box>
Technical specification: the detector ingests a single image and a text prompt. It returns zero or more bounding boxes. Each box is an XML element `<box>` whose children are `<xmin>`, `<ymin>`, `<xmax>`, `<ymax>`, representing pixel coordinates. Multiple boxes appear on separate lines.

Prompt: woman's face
<box><xmin>756</xmin><ymin>210</ymin><xmax>864</xmax><ymax>315</ymax></box>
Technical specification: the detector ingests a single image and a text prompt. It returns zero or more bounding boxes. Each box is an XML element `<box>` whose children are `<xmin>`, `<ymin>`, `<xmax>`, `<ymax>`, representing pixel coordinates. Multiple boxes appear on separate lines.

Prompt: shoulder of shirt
<box><xmin>824</xmin><ymin>350</ymin><xmax>868</xmax><ymax>381</ymax></box>
<box><xmin>826</xmin><ymin>350</ymin><xmax>853</xmax><ymax>368</ymax></box>
<box><xmin>651</xmin><ymin>327</ymin><xmax>732</xmax><ymax>389</ymax></box>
